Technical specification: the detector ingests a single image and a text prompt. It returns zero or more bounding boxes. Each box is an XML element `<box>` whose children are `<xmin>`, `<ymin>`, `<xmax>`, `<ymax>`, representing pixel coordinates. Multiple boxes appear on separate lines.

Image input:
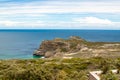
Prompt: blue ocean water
<box><xmin>0</xmin><ymin>30</ymin><xmax>119</xmax><ymax>59</ymax></box>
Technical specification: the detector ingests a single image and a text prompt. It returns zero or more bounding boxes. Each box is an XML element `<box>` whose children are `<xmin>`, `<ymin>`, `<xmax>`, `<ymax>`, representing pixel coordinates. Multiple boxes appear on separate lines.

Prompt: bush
<box><xmin>101</xmin><ymin>72</ymin><xmax>119</xmax><ymax>80</ymax></box>
<box><xmin>60</xmin><ymin>48</ymin><xmax>68</xmax><ymax>52</ymax></box>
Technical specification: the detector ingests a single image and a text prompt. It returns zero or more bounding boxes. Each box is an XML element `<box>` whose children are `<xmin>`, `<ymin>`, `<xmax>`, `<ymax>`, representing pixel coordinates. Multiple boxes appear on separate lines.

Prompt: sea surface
<box><xmin>0</xmin><ymin>30</ymin><xmax>120</xmax><ymax>59</ymax></box>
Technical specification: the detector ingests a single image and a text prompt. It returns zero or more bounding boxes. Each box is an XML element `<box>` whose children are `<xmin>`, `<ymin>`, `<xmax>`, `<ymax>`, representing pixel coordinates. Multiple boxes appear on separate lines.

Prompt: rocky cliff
<box><xmin>33</xmin><ymin>36</ymin><xmax>120</xmax><ymax>58</ymax></box>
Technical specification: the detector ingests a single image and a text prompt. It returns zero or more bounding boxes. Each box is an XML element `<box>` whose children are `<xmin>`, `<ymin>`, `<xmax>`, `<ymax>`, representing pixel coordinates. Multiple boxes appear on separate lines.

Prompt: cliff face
<box><xmin>34</xmin><ymin>36</ymin><xmax>120</xmax><ymax>58</ymax></box>
<box><xmin>34</xmin><ymin>40</ymin><xmax>67</xmax><ymax>57</ymax></box>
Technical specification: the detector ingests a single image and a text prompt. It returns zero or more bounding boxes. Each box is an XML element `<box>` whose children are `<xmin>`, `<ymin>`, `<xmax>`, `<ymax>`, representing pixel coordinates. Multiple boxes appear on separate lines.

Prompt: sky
<box><xmin>0</xmin><ymin>0</ymin><xmax>120</xmax><ymax>29</ymax></box>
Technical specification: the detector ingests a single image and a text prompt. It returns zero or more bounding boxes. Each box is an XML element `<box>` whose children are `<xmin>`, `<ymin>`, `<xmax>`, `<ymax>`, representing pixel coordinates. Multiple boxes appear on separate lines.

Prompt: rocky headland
<box><xmin>33</xmin><ymin>36</ymin><xmax>120</xmax><ymax>58</ymax></box>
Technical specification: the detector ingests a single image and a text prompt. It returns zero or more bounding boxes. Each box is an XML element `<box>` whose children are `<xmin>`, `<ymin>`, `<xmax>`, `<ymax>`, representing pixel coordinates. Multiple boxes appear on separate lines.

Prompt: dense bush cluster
<box><xmin>0</xmin><ymin>57</ymin><xmax>120</xmax><ymax>80</ymax></box>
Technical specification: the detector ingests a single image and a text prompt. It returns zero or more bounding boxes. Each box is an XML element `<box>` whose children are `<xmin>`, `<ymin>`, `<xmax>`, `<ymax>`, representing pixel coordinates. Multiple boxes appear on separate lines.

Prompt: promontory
<box><xmin>33</xmin><ymin>36</ymin><xmax>120</xmax><ymax>58</ymax></box>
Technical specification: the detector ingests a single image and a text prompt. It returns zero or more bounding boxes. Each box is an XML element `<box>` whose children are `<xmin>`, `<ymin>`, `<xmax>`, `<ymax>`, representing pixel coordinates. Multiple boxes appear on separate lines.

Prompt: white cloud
<box><xmin>0</xmin><ymin>15</ymin><xmax>119</xmax><ymax>30</ymax></box>
<box><xmin>0</xmin><ymin>1</ymin><xmax>120</xmax><ymax>15</ymax></box>
<box><xmin>0</xmin><ymin>1</ymin><xmax>120</xmax><ymax>29</ymax></box>
<box><xmin>71</xmin><ymin>17</ymin><xmax>120</xmax><ymax>29</ymax></box>
<box><xmin>0</xmin><ymin>21</ymin><xmax>17</xmax><ymax>26</ymax></box>
<box><xmin>0</xmin><ymin>18</ymin><xmax>119</xmax><ymax>29</ymax></box>
<box><xmin>73</xmin><ymin>17</ymin><xmax>112</xmax><ymax>24</ymax></box>
<box><xmin>0</xmin><ymin>20</ymin><xmax>44</xmax><ymax>27</ymax></box>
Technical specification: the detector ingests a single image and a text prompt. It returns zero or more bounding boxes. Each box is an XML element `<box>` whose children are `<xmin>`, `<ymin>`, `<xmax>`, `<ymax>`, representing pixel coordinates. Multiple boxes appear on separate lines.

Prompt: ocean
<box><xmin>0</xmin><ymin>30</ymin><xmax>120</xmax><ymax>59</ymax></box>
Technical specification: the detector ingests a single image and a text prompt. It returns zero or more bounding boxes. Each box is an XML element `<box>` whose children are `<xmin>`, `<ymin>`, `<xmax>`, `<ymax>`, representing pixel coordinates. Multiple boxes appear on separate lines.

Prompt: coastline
<box><xmin>0</xmin><ymin>30</ymin><xmax>119</xmax><ymax>59</ymax></box>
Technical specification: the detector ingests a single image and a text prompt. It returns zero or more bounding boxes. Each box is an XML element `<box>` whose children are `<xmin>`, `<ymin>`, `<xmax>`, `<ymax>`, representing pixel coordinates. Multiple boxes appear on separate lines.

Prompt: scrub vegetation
<box><xmin>0</xmin><ymin>57</ymin><xmax>120</xmax><ymax>80</ymax></box>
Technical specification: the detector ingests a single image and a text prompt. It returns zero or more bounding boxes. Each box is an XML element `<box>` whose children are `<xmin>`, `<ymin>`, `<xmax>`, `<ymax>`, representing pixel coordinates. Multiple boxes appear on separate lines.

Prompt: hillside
<box><xmin>0</xmin><ymin>57</ymin><xmax>117</xmax><ymax>79</ymax></box>
<box><xmin>34</xmin><ymin>36</ymin><xmax>120</xmax><ymax>58</ymax></box>
<box><xmin>1</xmin><ymin>57</ymin><xmax>120</xmax><ymax>80</ymax></box>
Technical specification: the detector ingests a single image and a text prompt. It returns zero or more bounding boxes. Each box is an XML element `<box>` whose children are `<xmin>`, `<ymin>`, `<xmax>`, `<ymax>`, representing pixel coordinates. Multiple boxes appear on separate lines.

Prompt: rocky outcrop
<box><xmin>33</xmin><ymin>36</ymin><xmax>87</xmax><ymax>58</ymax></box>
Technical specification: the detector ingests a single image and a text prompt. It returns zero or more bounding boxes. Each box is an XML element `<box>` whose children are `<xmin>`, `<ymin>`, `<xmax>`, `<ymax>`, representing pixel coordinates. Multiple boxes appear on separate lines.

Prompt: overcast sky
<box><xmin>0</xmin><ymin>0</ymin><xmax>120</xmax><ymax>29</ymax></box>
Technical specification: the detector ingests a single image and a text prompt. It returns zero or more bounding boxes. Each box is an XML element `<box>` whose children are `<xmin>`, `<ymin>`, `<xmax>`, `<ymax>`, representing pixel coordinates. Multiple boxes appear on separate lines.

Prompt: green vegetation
<box><xmin>101</xmin><ymin>72</ymin><xmax>119</xmax><ymax>80</ymax></box>
<box><xmin>0</xmin><ymin>57</ymin><xmax>120</xmax><ymax>80</ymax></box>
<box><xmin>60</xmin><ymin>48</ymin><xmax>68</xmax><ymax>52</ymax></box>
